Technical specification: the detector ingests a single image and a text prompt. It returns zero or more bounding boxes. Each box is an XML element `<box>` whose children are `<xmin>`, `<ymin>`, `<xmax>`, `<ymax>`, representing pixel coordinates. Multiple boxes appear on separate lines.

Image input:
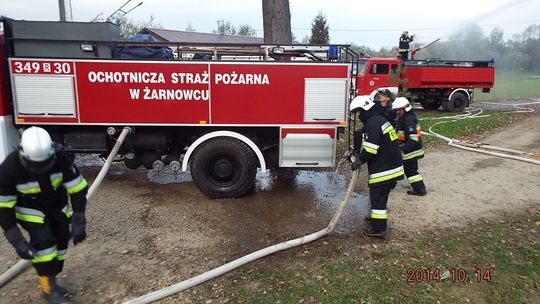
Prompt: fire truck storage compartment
<box><xmin>6</xmin><ymin>20</ymin><xmax>120</xmax><ymax>59</ymax></box>
<box><xmin>12</xmin><ymin>71</ymin><xmax>77</xmax><ymax>117</ymax></box>
<box><xmin>303</xmin><ymin>78</ymin><xmax>348</xmax><ymax>122</ymax></box>
<box><xmin>280</xmin><ymin>128</ymin><xmax>336</xmax><ymax>167</ymax></box>
<box><xmin>63</xmin><ymin>132</ymin><xmax>107</xmax><ymax>152</ymax></box>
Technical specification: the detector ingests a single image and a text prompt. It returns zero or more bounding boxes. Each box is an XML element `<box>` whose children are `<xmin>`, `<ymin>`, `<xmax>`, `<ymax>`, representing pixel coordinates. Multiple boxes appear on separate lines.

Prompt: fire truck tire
<box><xmin>190</xmin><ymin>137</ymin><xmax>257</xmax><ymax>199</ymax></box>
<box><xmin>444</xmin><ymin>92</ymin><xmax>468</xmax><ymax>112</ymax></box>
<box><xmin>142</xmin><ymin>152</ymin><xmax>160</xmax><ymax>169</ymax></box>
<box><xmin>420</xmin><ymin>100</ymin><xmax>441</xmax><ymax>110</ymax></box>
<box><xmin>124</xmin><ymin>154</ymin><xmax>142</xmax><ymax>169</ymax></box>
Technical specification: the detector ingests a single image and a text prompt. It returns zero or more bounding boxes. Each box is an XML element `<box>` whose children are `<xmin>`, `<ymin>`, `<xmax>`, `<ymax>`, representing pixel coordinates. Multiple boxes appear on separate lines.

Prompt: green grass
<box><xmin>339</xmin><ymin>111</ymin><xmax>525</xmax><ymax>152</ymax></box>
<box><xmin>189</xmin><ymin>214</ymin><xmax>540</xmax><ymax>303</ymax></box>
<box><xmin>474</xmin><ymin>72</ymin><xmax>540</xmax><ymax>101</ymax></box>
<box><xmin>417</xmin><ymin>111</ymin><xmax>525</xmax><ymax>149</ymax></box>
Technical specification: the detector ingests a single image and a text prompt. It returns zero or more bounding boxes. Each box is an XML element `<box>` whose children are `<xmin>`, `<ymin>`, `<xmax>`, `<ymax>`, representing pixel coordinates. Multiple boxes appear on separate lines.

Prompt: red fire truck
<box><xmin>0</xmin><ymin>19</ymin><xmax>358</xmax><ymax>198</ymax></box>
<box><xmin>355</xmin><ymin>47</ymin><xmax>495</xmax><ymax>112</ymax></box>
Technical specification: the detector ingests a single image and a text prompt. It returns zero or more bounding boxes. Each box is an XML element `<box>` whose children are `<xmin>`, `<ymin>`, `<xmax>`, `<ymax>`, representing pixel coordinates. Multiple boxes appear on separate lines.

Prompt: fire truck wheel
<box><xmin>124</xmin><ymin>154</ymin><xmax>142</xmax><ymax>169</ymax></box>
<box><xmin>420</xmin><ymin>100</ymin><xmax>441</xmax><ymax>110</ymax></box>
<box><xmin>444</xmin><ymin>92</ymin><xmax>468</xmax><ymax>112</ymax></box>
<box><xmin>190</xmin><ymin>137</ymin><xmax>257</xmax><ymax>199</ymax></box>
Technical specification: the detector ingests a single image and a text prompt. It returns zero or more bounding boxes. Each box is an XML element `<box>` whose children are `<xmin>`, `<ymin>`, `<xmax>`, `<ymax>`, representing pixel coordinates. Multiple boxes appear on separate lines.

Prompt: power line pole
<box><xmin>58</xmin><ymin>0</ymin><xmax>66</xmax><ymax>21</ymax></box>
<box><xmin>58</xmin><ymin>0</ymin><xmax>73</xmax><ymax>21</ymax></box>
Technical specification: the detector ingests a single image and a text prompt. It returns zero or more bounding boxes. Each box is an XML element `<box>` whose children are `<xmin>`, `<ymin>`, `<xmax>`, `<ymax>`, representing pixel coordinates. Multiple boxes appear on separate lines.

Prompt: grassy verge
<box><xmin>338</xmin><ymin>111</ymin><xmax>526</xmax><ymax>152</ymax></box>
<box><xmin>474</xmin><ymin>72</ymin><xmax>540</xmax><ymax>101</ymax></box>
<box><xmin>190</xmin><ymin>213</ymin><xmax>540</xmax><ymax>303</ymax></box>
<box><xmin>417</xmin><ymin>111</ymin><xmax>525</xmax><ymax>149</ymax></box>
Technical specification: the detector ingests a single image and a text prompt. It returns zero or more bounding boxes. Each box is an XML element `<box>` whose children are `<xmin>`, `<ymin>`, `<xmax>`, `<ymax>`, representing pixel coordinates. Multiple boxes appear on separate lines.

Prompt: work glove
<box><xmin>4</xmin><ymin>227</ymin><xmax>37</xmax><ymax>259</ymax></box>
<box><xmin>346</xmin><ymin>152</ymin><xmax>363</xmax><ymax>171</ymax></box>
<box><xmin>71</xmin><ymin>212</ymin><xmax>87</xmax><ymax>245</ymax></box>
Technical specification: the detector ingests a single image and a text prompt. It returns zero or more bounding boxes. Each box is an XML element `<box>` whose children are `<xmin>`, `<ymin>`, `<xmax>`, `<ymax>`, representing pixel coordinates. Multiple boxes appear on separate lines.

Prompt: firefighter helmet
<box><xmin>350</xmin><ymin>95</ymin><xmax>375</xmax><ymax>112</ymax></box>
<box><xmin>392</xmin><ymin>97</ymin><xmax>412</xmax><ymax>112</ymax></box>
<box><xmin>18</xmin><ymin>127</ymin><xmax>57</xmax><ymax>174</ymax></box>
<box><xmin>19</xmin><ymin>127</ymin><xmax>55</xmax><ymax>161</ymax></box>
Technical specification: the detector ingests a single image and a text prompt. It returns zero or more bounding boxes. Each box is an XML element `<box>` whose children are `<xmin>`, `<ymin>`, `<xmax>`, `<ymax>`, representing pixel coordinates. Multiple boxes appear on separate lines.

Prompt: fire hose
<box><xmin>122</xmin><ymin>169</ymin><xmax>360</xmax><ymax>304</ymax></box>
<box><xmin>420</xmin><ymin>105</ymin><xmax>540</xmax><ymax>165</ymax></box>
<box><xmin>0</xmin><ymin>127</ymin><xmax>133</xmax><ymax>288</ymax></box>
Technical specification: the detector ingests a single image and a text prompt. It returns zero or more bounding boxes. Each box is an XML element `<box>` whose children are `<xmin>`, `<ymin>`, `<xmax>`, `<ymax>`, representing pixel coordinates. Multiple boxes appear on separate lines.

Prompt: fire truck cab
<box><xmin>0</xmin><ymin>19</ymin><xmax>357</xmax><ymax>199</ymax></box>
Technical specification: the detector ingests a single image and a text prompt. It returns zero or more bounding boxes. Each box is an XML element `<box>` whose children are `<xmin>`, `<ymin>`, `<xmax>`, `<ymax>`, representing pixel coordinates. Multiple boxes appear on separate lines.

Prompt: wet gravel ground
<box><xmin>1</xmin><ymin>99</ymin><xmax>539</xmax><ymax>303</ymax></box>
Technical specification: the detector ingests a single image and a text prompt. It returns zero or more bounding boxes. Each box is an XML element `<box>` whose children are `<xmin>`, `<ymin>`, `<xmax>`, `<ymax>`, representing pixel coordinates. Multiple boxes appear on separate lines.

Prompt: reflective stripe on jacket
<box><xmin>354</xmin><ymin>113</ymin><xmax>404</xmax><ymax>187</ymax></box>
<box><xmin>0</xmin><ymin>150</ymin><xmax>88</xmax><ymax>231</ymax></box>
<box><xmin>396</xmin><ymin>110</ymin><xmax>424</xmax><ymax>161</ymax></box>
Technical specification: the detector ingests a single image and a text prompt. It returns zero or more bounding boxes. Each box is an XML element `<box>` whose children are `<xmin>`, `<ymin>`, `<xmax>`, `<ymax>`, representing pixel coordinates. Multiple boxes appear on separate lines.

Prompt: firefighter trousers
<box><xmin>369</xmin><ymin>182</ymin><xmax>397</xmax><ymax>232</ymax></box>
<box><xmin>404</xmin><ymin>159</ymin><xmax>426</xmax><ymax>193</ymax></box>
<box><xmin>19</xmin><ymin>209</ymin><xmax>71</xmax><ymax>276</ymax></box>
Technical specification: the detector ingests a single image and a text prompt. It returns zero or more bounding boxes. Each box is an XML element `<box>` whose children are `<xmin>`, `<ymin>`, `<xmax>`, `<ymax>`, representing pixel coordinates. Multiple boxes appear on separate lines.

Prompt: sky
<box><xmin>2</xmin><ymin>0</ymin><xmax>540</xmax><ymax>49</ymax></box>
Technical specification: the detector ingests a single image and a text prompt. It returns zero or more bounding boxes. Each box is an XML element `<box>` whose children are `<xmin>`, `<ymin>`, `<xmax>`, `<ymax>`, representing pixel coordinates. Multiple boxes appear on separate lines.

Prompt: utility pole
<box><xmin>58</xmin><ymin>0</ymin><xmax>73</xmax><ymax>22</ymax></box>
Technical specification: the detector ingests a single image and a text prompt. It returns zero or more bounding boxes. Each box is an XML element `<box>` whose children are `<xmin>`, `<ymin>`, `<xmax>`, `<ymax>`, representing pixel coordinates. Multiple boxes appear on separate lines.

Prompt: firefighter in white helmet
<box><xmin>348</xmin><ymin>96</ymin><xmax>404</xmax><ymax>239</ymax></box>
<box><xmin>0</xmin><ymin>127</ymin><xmax>88</xmax><ymax>304</ymax></box>
<box><xmin>399</xmin><ymin>31</ymin><xmax>414</xmax><ymax>61</ymax></box>
<box><xmin>392</xmin><ymin>97</ymin><xmax>427</xmax><ymax>196</ymax></box>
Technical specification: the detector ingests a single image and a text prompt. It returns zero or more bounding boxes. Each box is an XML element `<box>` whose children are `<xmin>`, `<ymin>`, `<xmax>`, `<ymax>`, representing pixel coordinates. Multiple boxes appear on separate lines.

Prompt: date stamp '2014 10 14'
<box><xmin>406</xmin><ymin>267</ymin><xmax>492</xmax><ymax>283</ymax></box>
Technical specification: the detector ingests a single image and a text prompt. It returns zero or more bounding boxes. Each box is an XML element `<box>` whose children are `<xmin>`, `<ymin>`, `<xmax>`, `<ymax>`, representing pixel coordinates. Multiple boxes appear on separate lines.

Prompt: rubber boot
<box><xmin>407</xmin><ymin>181</ymin><xmax>427</xmax><ymax>196</ymax></box>
<box><xmin>52</xmin><ymin>277</ymin><xmax>69</xmax><ymax>296</ymax></box>
<box><xmin>39</xmin><ymin>276</ymin><xmax>67</xmax><ymax>304</ymax></box>
<box><xmin>363</xmin><ymin>226</ymin><xmax>386</xmax><ymax>239</ymax></box>
<box><xmin>364</xmin><ymin>216</ymin><xmax>372</xmax><ymax>226</ymax></box>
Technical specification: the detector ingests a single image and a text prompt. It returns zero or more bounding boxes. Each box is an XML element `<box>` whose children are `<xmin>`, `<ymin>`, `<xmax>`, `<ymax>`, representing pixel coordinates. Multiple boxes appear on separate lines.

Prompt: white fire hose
<box><xmin>122</xmin><ymin>169</ymin><xmax>360</xmax><ymax>304</ymax></box>
<box><xmin>0</xmin><ymin>127</ymin><xmax>133</xmax><ymax>288</ymax></box>
<box><xmin>420</xmin><ymin>105</ymin><xmax>540</xmax><ymax>165</ymax></box>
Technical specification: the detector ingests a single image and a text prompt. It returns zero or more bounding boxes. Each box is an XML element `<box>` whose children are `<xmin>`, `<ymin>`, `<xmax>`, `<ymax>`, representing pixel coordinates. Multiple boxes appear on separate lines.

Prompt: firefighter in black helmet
<box><xmin>392</xmin><ymin>97</ymin><xmax>427</xmax><ymax>196</ymax></box>
<box><xmin>373</xmin><ymin>88</ymin><xmax>397</xmax><ymax>127</ymax></box>
<box><xmin>0</xmin><ymin>127</ymin><xmax>88</xmax><ymax>304</ymax></box>
<box><xmin>348</xmin><ymin>95</ymin><xmax>404</xmax><ymax>239</ymax></box>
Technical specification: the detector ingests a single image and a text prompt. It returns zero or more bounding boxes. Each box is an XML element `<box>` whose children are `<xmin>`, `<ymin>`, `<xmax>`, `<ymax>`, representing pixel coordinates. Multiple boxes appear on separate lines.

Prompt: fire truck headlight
<box><xmin>80</xmin><ymin>44</ymin><xmax>94</xmax><ymax>52</ymax></box>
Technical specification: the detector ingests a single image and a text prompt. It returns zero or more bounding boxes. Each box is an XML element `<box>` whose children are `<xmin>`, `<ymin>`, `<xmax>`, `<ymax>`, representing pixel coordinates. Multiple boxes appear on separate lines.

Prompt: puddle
<box><xmin>251</xmin><ymin>169</ymin><xmax>370</xmax><ymax>235</ymax></box>
<box><xmin>75</xmin><ymin>152</ymin><xmax>370</xmax><ymax>236</ymax></box>
<box><xmin>147</xmin><ymin>169</ymin><xmax>193</xmax><ymax>184</ymax></box>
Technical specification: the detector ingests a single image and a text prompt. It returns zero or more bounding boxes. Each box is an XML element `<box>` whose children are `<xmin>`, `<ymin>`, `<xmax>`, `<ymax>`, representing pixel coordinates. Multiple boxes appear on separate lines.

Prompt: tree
<box><xmin>238</xmin><ymin>25</ymin><xmax>257</xmax><ymax>36</ymax></box>
<box><xmin>262</xmin><ymin>0</ymin><xmax>292</xmax><ymax>44</ymax></box>
<box><xmin>213</xmin><ymin>20</ymin><xmax>236</xmax><ymax>35</ymax></box>
<box><xmin>309</xmin><ymin>12</ymin><xmax>329</xmax><ymax>44</ymax></box>
<box><xmin>185</xmin><ymin>23</ymin><xmax>196</xmax><ymax>32</ymax></box>
<box><xmin>106</xmin><ymin>15</ymin><xmax>162</xmax><ymax>38</ymax></box>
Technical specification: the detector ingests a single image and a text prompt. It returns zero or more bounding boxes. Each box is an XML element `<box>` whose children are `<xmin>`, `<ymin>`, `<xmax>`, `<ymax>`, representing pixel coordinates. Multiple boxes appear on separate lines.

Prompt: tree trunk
<box><xmin>262</xmin><ymin>0</ymin><xmax>292</xmax><ymax>44</ymax></box>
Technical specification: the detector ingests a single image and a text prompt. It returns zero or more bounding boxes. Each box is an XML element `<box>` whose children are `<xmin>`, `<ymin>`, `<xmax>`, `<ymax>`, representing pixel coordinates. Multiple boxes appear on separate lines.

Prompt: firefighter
<box><xmin>392</xmin><ymin>97</ymin><xmax>427</xmax><ymax>196</ymax></box>
<box><xmin>0</xmin><ymin>127</ymin><xmax>88</xmax><ymax>304</ymax></box>
<box><xmin>373</xmin><ymin>88</ymin><xmax>397</xmax><ymax>127</ymax></box>
<box><xmin>348</xmin><ymin>95</ymin><xmax>404</xmax><ymax>239</ymax></box>
<box><xmin>399</xmin><ymin>31</ymin><xmax>414</xmax><ymax>61</ymax></box>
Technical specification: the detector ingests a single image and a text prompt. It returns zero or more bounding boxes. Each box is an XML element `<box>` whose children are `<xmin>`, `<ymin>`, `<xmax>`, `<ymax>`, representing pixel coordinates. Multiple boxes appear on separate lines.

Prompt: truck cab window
<box><xmin>355</xmin><ymin>61</ymin><xmax>368</xmax><ymax>75</ymax></box>
<box><xmin>370</xmin><ymin>64</ymin><xmax>389</xmax><ymax>75</ymax></box>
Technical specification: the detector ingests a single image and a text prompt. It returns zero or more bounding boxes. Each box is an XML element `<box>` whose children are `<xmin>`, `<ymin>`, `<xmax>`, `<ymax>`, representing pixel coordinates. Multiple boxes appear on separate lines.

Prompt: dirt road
<box><xmin>1</xmin><ymin>108</ymin><xmax>539</xmax><ymax>304</ymax></box>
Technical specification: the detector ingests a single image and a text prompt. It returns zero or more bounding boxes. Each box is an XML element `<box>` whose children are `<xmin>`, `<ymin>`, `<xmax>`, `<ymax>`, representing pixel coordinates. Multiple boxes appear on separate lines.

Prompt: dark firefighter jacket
<box><xmin>396</xmin><ymin>110</ymin><xmax>424</xmax><ymax>161</ymax></box>
<box><xmin>399</xmin><ymin>34</ymin><xmax>413</xmax><ymax>51</ymax></box>
<box><xmin>354</xmin><ymin>110</ymin><xmax>404</xmax><ymax>187</ymax></box>
<box><xmin>0</xmin><ymin>149</ymin><xmax>88</xmax><ymax>231</ymax></box>
<box><xmin>374</xmin><ymin>103</ymin><xmax>397</xmax><ymax>128</ymax></box>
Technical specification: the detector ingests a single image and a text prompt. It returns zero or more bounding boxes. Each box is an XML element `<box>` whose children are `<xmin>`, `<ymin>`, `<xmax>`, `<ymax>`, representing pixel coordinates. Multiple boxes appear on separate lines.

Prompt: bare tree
<box><xmin>262</xmin><ymin>0</ymin><xmax>292</xmax><ymax>44</ymax></box>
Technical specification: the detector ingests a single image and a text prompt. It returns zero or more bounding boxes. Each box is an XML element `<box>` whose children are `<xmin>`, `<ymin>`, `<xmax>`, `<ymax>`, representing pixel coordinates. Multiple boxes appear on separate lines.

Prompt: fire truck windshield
<box><xmin>355</xmin><ymin>60</ymin><xmax>368</xmax><ymax>76</ymax></box>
